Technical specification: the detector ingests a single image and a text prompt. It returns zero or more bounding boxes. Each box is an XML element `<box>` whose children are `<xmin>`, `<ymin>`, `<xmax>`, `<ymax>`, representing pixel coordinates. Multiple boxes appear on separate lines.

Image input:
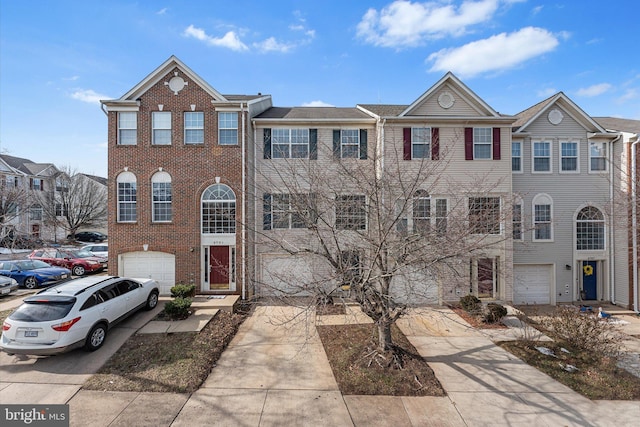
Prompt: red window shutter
<box><xmin>492</xmin><ymin>128</ymin><xmax>501</xmax><ymax>160</ymax></box>
<box><xmin>431</xmin><ymin>128</ymin><xmax>439</xmax><ymax>160</ymax></box>
<box><xmin>403</xmin><ymin>128</ymin><xmax>411</xmax><ymax>160</ymax></box>
<box><xmin>464</xmin><ymin>128</ymin><xmax>473</xmax><ymax>160</ymax></box>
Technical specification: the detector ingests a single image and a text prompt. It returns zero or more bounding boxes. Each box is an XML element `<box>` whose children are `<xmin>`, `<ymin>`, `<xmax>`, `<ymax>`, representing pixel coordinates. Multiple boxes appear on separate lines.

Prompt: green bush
<box><xmin>170</xmin><ymin>284</ymin><xmax>196</xmax><ymax>299</ymax></box>
<box><xmin>163</xmin><ymin>297</ymin><xmax>192</xmax><ymax>320</ymax></box>
<box><xmin>460</xmin><ymin>294</ymin><xmax>481</xmax><ymax>313</ymax></box>
<box><xmin>484</xmin><ymin>303</ymin><xmax>507</xmax><ymax>323</ymax></box>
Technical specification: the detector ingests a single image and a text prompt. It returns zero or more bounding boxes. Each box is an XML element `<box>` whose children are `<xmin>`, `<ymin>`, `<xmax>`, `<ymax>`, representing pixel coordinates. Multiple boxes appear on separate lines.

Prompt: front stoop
<box><xmin>192</xmin><ymin>294</ymin><xmax>240</xmax><ymax>313</ymax></box>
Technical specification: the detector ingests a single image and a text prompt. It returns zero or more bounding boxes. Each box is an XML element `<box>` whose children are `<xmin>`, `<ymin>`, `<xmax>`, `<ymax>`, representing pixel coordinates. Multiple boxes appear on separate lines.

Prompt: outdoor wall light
<box><xmin>143</xmin><ymin>244</ymin><xmax>149</xmax><ymax>251</ymax></box>
<box><xmin>565</xmin><ymin>264</ymin><xmax>571</xmax><ymax>270</ymax></box>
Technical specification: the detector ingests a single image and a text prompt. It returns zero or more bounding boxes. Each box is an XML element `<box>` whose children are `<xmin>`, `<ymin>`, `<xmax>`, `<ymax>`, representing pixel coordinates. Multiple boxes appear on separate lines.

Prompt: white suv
<box><xmin>1</xmin><ymin>275</ymin><xmax>159</xmax><ymax>355</ymax></box>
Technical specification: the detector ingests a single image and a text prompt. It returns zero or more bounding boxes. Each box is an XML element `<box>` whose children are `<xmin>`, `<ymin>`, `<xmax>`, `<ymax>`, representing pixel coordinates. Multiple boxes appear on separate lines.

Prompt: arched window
<box><xmin>576</xmin><ymin>206</ymin><xmax>605</xmax><ymax>250</ymax></box>
<box><xmin>151</xmin><ymin>171</ymin><xmax>172</xmax><ymax>222</ymax></box>
<box><xmin>202</xmin><ymin>184</ymin><xmax>236</xmax><ymax>234</ymax></box>
<box><xmin>117</xmin><ymin>172</ymin><xmax>137</xmax><ymax>222</ymax></box>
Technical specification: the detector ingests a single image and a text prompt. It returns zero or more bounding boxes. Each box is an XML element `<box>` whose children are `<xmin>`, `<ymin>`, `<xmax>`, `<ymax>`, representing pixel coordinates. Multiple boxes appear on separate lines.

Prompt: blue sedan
<box><xmin>0</xmin><ymin>260</ymin><xmax>71</xmax><ymax>289</ymax></box>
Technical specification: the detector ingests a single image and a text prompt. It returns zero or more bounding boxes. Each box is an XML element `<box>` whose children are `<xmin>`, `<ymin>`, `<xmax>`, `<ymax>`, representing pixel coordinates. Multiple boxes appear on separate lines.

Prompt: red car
<box><xmin>28</xmin><ymin>248</ymin><xmax>107</xmax><ymax>276</ymax></box>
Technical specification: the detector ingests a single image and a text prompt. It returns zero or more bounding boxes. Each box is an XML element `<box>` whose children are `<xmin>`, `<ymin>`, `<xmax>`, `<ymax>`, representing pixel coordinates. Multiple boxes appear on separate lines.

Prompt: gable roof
<box><xmin>0</xmin><ymin>154</ymin><xmax>57</xmax><ymax>176</ymax></box>
<box><xmin>80</xmin><ymin>173</ymin><xmax>108</xmax><ymax>186</ymax></box>
<box><xmin>104</xmin><ymin>55</ymin><xmax>227</xmax><ymax>104</ymax></box>
<box><xmin>513</xmin><ymin>92</ymin><xmax>607</xmax><ymax>134</ymax></box>
<box><xmin>255</xmin><ymin>107</ymin><xmax>372</xmax><ymax>120</ymax></box>
<box><xmin>400</xmin><ymin>72</ymin><xmax>501</xmax><ymax>117</ymax></box>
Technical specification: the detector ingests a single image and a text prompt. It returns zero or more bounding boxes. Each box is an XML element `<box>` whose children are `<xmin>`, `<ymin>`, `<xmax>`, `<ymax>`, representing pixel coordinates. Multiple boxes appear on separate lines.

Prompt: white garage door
<box><xmin>120</xmin><ymin>251</ymin><xmax>175</xmax><ymax>295</ymax></box>
<box><xmin>260</xmin><ymin>254</ymin><xmax>316</xmax><ymax>297</ymax></box>
<box><xmin>391</xmin><ymin>267</ymin><xmax>439</xmax><ymax>305</ymax></box>
<box><xmin>513</xmin><ymin>264</ymin><xmax>552</xmax><ymax>305</ymax></box>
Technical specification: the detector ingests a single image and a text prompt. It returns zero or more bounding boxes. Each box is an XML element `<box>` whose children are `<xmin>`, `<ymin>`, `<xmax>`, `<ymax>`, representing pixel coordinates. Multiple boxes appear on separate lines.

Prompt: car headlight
<box><xmin>10</xmin><ymin>278</ymin><xmax>17</xmax><ymax>286</ymax></box>
<box><xmin>87</xmin><ymin>261</ymin><xmax>99</xmax><ymax>265</ymax></box>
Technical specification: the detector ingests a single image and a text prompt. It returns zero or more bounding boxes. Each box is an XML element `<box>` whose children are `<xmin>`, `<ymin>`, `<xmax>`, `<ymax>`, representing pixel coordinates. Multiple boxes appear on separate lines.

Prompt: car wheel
<box><xmin>24</xmin><ymin>276</ymin><xmax>38</xmax><ymax>289</ymax></box>
<box><xmin>72</xmin><ymin>265</ymin><xmax>86</xmax><ymax>276</ymax></box>
<box><xmin>145</xmin><ymin>290</ymin><xmax>159</xmax><ymax>310</ymax></box>
<box><xmin>85</xmin><ymin>323</ymin><xmax>107</xmax><ymax>351</ymax></box>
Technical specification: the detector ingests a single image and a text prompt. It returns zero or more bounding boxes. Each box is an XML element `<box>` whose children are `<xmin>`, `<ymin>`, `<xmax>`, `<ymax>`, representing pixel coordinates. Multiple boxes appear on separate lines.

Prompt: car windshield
<box><xmin>14</xmin><ymin>260</ymin><xmax>47</xmax><ymax>270</ymax></box>
<box><xmin>70</xmin><ymin>250</ymin><xmax>94</xmax><ymax>258</ymax></box>
<box><xmin>9</xmin><ymin>296</ymin><xmax>77</xmax><ymax>322</ymax></box>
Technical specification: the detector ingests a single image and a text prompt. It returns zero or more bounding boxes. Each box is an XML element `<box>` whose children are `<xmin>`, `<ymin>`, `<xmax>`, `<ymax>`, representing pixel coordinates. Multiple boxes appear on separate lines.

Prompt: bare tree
<box><xmin>251</xmin><ymin>135</ymin><xmax>515</xmax><ymax>351</ymax></box>
<box><xmin>0</xmin><ymin>177</ymin><xmax>32</xmax><ymax>243</ymax></box>
<box><xmin>38</xmin><ymin>167</ymin><xmax>107</xmax><ymax>238</ymax></box>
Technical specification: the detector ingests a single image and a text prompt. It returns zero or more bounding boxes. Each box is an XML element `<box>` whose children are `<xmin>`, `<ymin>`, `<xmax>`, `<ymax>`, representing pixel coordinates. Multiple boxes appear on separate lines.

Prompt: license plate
<box><xmin>1</xmin><ymin>288</ymin><xmax>9</xmax><ymax>295</ymax></box>
<box><xmin>61</xmin><ymin>274</ymin><xmax>68</xmax><ymax>279</ymax></box>
<box><xmin>24</xmin><ymin>331</ymin><xmax>39</xmax><ymax>338</ymax></box>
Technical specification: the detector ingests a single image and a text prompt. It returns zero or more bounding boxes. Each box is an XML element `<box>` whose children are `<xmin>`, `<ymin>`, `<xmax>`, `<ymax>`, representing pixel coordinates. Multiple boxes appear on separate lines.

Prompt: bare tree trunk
<box><xmin>377</xmin><ymin>319</ymin><xmax>393</xmax><ymax>351</ymax></box>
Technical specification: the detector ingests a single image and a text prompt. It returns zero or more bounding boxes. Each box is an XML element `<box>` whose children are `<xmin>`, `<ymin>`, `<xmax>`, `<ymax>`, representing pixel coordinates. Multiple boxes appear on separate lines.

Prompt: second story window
<box><xmin>533</xmin><ymin>141</ymin><xmax>551</xmax><ymax>172</ymax></box>
<box><xmin>589</xmin><ymin>142</ymin><xmax>607</xmax><ymax>172</ymax></box>
<box><xmin>29</xmin><ymin>204</ymin><xmax>43</xmax><ymax>221</ymax></box>
<box><xmin>118</xmin><ymin>112</ymin><xmax>137</xmax><ymax>145</ymax></box>
<box><xmin>272</xmin><ymin>128</ymin><xmax>309</xmax><ymax>158</ymax></box>
<box><xmin>218</xmin><ymin>112</ymin><xmax>238</xmax><ymax>145</ymax></box>
<box><xmin>339</xmin><ymin>129</ymin><xmax>360</xmax><ymax>158</ymax></box>
<box><xmin>30</xmin><ymin>178</ymin><xmax>43</xmax><ymax>191</ymax></box>
<box><xmin>412</xmin><ymin>127</ymin><xmax>431</xmax><ymax>159</ymax></box>
<box><xmin>152</xmin><ymin>112</ymin><xmax>172</xmax><ymax>145</ymax></box>
<box><xmin>560</xmin><ymin>141</ymin><xmax>578</xmax><ymax>172</ymax></box>
<box><xmin>532</xmin><ymin>194</ymin><xmax>553</xmax><ymax>241</ymax></box>
<box><xmin>512</xmin><ymin>142</ymin><xmax>522</xmax><ymax>172</ymax></box>
<box><xmin>184</xmin><ymin>112</ymin><xmax>204</xmax><ymax>144</ymax></box>
<box><xmin>473</xmin><ymin>128</ymin><xmax>492</xmax><ymax>159</ymax></box>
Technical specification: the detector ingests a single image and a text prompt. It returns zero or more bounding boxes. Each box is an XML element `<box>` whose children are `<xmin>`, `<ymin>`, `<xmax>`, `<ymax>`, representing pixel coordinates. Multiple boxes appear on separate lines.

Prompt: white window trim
<box><xmin>340</xmin><ymin>129</ymin><xmax>361</xmax><ymax>159</ymax></box>
<box><xmin>118</xmin><ymin>112</ymin><xmax>137</xmax><ymax>145</ymax></box>
<box><xmin>411</xmin><ymin>127</ymin><xmax>431</xmax><ymax>160</ymax></box>
<box><xmin>532</xmin><ymin>193</ymin><xmax>553</xmax><ymax>242</ymax></box>
<box><xmin>218</xmin><ymin>112</ymin><xmax>238</xmax><ymax>146</ymax></box>
<box><xmin>151</xmin><ymin>171</ymin><xmax>172</xmax><ymax>223</ymax></box>
<box><xmin>511</xmin><ymin>141</ymin><xmax>523</xmax><ymax>173</ymax></box>
<box><xmin>184</xmin><ymin>112</ymin><xmax>204</xmax><ymax>145</ymax></box>
<box><xmin>468</xmin><ymin>196</ymin><xmax>502</xmax><ymax>235</ymax></box>
<box><xmin>116</xmin><ymin>172</ymin><xmax>137</xmax><ymax>223</ymax></box>
<box><xmin>512</xmin><ymin>200</ymin><xmax>523</xmax><ymax>241</ymax></box>
<box><xmin>588</xmin><ymin>141</ymin><xmax>608</xmax><ymax>174</ymax></box>
<box><xmin>473</xmin><ymin>127</ymin><xmax>492</xmax><ymax>160</ymax></box>
<box><xmin>575</xmin><ymin>204</ymin><xmax>607</xmax><ymax>251</ymax></box>
<box><xmin>271</xmin><ymin>128</ymin><xmax>310</xmax><ymax>159</ymax></box>
<box><xmin>152</xmin><ymin>111</ymin><xmax>172</xmax><ymax>145</ymax></box>
<box><xmin>335</xmin><ymin>194</ymin><xmax>367</xmax><ymax>231</ymax></box>
<box><xmin>531</xmin><ymin>140</ymin><xmax>552</xmax><ymax>174</ymax></box>
<box><xmin>559</xmin><ymin>140</ymin><xmax>580</xmax><ymax>174</ymax></box>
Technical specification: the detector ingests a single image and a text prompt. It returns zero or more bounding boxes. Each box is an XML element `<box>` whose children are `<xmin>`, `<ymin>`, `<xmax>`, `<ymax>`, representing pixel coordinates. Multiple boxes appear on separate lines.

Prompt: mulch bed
<box><xmin>449</xmin><ymin>305</ymin><xmax>507</xmax><ymax>329</ymax></box>
<box><xmin>317</xmin><ymin>323</ymin><xmax>445</xmax><ymax>396</ymax></box>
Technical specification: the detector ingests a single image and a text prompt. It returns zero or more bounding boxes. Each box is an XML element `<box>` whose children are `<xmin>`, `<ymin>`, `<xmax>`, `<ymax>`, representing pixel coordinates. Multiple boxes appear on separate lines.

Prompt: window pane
<box><xmin>512</xmin><ymin>157</ymin><xmax>521</xmax><ymax>172</ymax></box>
<box><xmin>341</xmin><ymin>130</ymin><xmax>359</xmax><ymax>159</ymax></box>
<box><xmin>118</xmin><ymin>112</ymin><xmax>137</xmax><ymax>145</ymax></box>
<box><xmin>152</xmin><ymin>112</ymin><xmax>171</xmax><ymax>145</ymax></box>
<box><xmin>152</xmin><ymin>182</ymin><xmax>172</xmax><ymax>222</ymax></box>
<box><xmin>469</xmin><ymin>197</ymin><xmax>500</xmax><ymax>234</ymax></box>
<box><xmin>219</xmin><ymin>129</ymin><xmax>238</xmax><ymax>145</ymax></box>
<box><xmin>219</xmin><ymin>112</ymin><xmax>238</xmax><ymax>145</ymax></box>
<box><xmin>534</xmin><ymin>204</ymin><xmax>551</xmax><ymax>240</ymax></box>
<box><xmin>118</xmin><ymin>182</ymin><xmax>137</xmax><ymax>222</ymax></box>
<box><xmin>474</xmin><ymin>144</ymin><xmax>491</xmax><ymax>159</ymax></box>
<box><xmin>185</xmin><ymin>112</ymin><xmax>204</xmax><ymax>144</ymax></box>
<box><xmin>336</xmin><ymin>195</ymin><xmax>366</xmax><ymax>230</ymax></box>
<box><xmin>534</xmin><ymin>157</ymin><xmax>550</xmax><ymax>171</ymax></box>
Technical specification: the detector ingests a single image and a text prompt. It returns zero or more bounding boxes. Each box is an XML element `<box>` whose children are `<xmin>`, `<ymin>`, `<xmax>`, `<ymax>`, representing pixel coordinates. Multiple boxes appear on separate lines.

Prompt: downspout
<box><xmin>253</xmin><ymin>121</ymin><xmax>258</xmax><ymax>299</ymax></box>
<box><xmin>609</xmin><ymin>135</ymin><xmax>620</xmax><ymax>304</ymax></box>
<box><xmin>632</xmin><ymin>138</ymin><xmax>639</xmax><ymax>312</ymax></box>
<box><xmin>241</xmin><ymin>103</ymin><xmax>246</xmax><ymax>300</ymax></box>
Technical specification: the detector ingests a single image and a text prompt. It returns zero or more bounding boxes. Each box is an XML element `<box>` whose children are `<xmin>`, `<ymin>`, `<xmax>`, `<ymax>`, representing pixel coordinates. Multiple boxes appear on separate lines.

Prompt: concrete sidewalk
<box><xmin>7</xmin><ymin>303</ymin><xmax>639</xmax><ymax>426</ymax></box>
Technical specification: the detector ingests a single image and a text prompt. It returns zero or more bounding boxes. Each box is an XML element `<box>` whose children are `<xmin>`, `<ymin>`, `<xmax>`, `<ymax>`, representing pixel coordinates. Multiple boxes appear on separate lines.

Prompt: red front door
<box><xmin>209</xmin><ymin>246</ymin><xmax>229</xmax><ymax>290</ymax></box>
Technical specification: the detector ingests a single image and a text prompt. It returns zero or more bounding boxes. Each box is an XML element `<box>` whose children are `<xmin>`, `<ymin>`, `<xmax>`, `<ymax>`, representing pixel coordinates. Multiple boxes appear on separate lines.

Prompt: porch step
<box><xmin>192</xmin><ymin>295</ymin><xmax>239</xmax><ymax>313</ymax></box>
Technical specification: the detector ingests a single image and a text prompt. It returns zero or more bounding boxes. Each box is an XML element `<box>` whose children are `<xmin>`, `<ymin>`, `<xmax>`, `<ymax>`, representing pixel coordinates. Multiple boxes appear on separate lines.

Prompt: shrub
<box><xmin>484</xmin><ymin>303</ymin><xmax>507</xmax><ymax>323</ymax></box>
<box><xmin>171</xmin><ymin>284</ymin><xmax>196</xmax><ymax>299</ymax></box>
<box><xmin>163</xmin><ymin>297</ymin><xmax>192</xmax><ymax>320</ymax></box>
<box><xmin>459</xmin><ymin>295</ymin><xmax>481</xmax><ymax>313</ymax></box>
<box><xmin>539</xmin><ymin>306</ymin><xmax>623</xmax><ymax>357</ymax></box>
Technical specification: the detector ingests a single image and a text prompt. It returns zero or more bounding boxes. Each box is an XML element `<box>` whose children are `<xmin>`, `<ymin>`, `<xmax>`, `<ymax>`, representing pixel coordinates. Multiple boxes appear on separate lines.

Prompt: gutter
<box><xmin>632</xmin><ymin>137</ymin><xmax>639</xmax><ymax>312</ymax></box>
<box><xmin>609</xmin><ymin>134</ymin><xmax>621</xmax><ymax>304</ymax></box>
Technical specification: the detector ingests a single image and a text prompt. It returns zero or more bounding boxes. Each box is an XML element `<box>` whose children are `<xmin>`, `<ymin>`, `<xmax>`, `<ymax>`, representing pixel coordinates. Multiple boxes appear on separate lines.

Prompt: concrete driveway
<box><xmin>0</xmin><ymin>298</ymin><xmax>162</xmax><ymax>404</ymax></box>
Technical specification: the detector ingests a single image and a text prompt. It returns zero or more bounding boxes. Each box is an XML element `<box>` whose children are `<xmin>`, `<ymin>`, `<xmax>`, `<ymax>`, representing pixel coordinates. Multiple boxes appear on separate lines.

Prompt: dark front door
<box><xmin>209</xmin><ymin>246</ymin><xmax>229</xmax><ymax>290</ymax></box>
<box><xmin>582</xmin><ymin>261</ymin><xmax>597</xmax><ymax>300</ymax></box>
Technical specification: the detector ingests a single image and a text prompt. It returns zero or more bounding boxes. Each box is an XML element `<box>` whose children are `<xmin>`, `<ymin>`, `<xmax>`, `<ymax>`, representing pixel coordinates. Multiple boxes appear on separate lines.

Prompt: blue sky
<box><xmin>1</xmin><ymin>0</ymin><xmax>638</xmax><ymax>177</ymax></box>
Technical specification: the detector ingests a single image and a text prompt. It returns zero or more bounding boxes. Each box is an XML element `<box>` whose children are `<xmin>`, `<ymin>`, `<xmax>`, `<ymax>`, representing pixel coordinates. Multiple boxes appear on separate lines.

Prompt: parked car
<box><xmin>28</xmin><ymin>248</ymin><xmax>107</xmax><ymax>276</ymax></box>
<box><xmin>0</xmin><ymin>276</ymin><xmax>19</xmax><ymax>296</ymax></box>
<box><xmin>67</xmin><ymin>231</ymin><xmax>107</xmax><ymax>242</ymax></box>
<box><xmin>81</xmin><ymin>243</ymin><xmax>108</xmax><ymax>258</ymax></box>
<box><xmin>0</xmin><ymin>260</ymin><xmax>72</xmax><ymax>289</ymax></box>
<box><xmin>0</xmin><ymin>275</ymin><xmax>159</xmax><ymax>355</ymax></box>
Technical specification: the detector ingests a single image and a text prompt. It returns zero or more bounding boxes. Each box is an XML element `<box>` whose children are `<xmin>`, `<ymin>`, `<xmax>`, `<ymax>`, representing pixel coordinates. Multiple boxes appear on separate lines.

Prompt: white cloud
<box><xmin>427</xmin><ymin>27</ymin><xmax>559</xmax><ymax>77</ymax></box>
<box><xmin>70</xmin><ymin>89</ymin><xmax>110</xmax><ymax>105</ymax></box>
<box><xmin>63</xmin><ymin>75</ymin><xmax>80</xmax><ymax>81</ymax></box>
<box><xmin>357</xmin><ymin>0</ymin><xmax>500</xmax><ymax>48</ymax></box>
<box><xmin>616</xmin><ymin>88</ymin><xmax>637</xmax><ymax>104</ymax></box>
<box><xmin>576</xmin><ymin>83</ymin><xmax>612</xmax><ymax>97</ymax></box>
<box><xmin>302</xmin><ymin>100</ymin><xmax>334</xmax><ymax>107</ymax></box>
<box><xmin>183</xmin><ymin>25</ymin><xmax>248</xmax><ymax>52</ymax></box>
<box><xmin>531</xmin><ymin>5</ymin><xmax>543</xmax><ymax>15</ymax></box>
<box><xmin>253</xmin><ymin>37</ymin><xmax>296</xmax><ymax>53</ymax></box>
<box><xmin>156</xmin><ymin>8</ymin><xmax>168</xmax><ymax>15</ymax></box>
<box><xmin>537</xmin><ymin>88</ymin><xmax>557</xmax><ymax>98</ymax></box>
